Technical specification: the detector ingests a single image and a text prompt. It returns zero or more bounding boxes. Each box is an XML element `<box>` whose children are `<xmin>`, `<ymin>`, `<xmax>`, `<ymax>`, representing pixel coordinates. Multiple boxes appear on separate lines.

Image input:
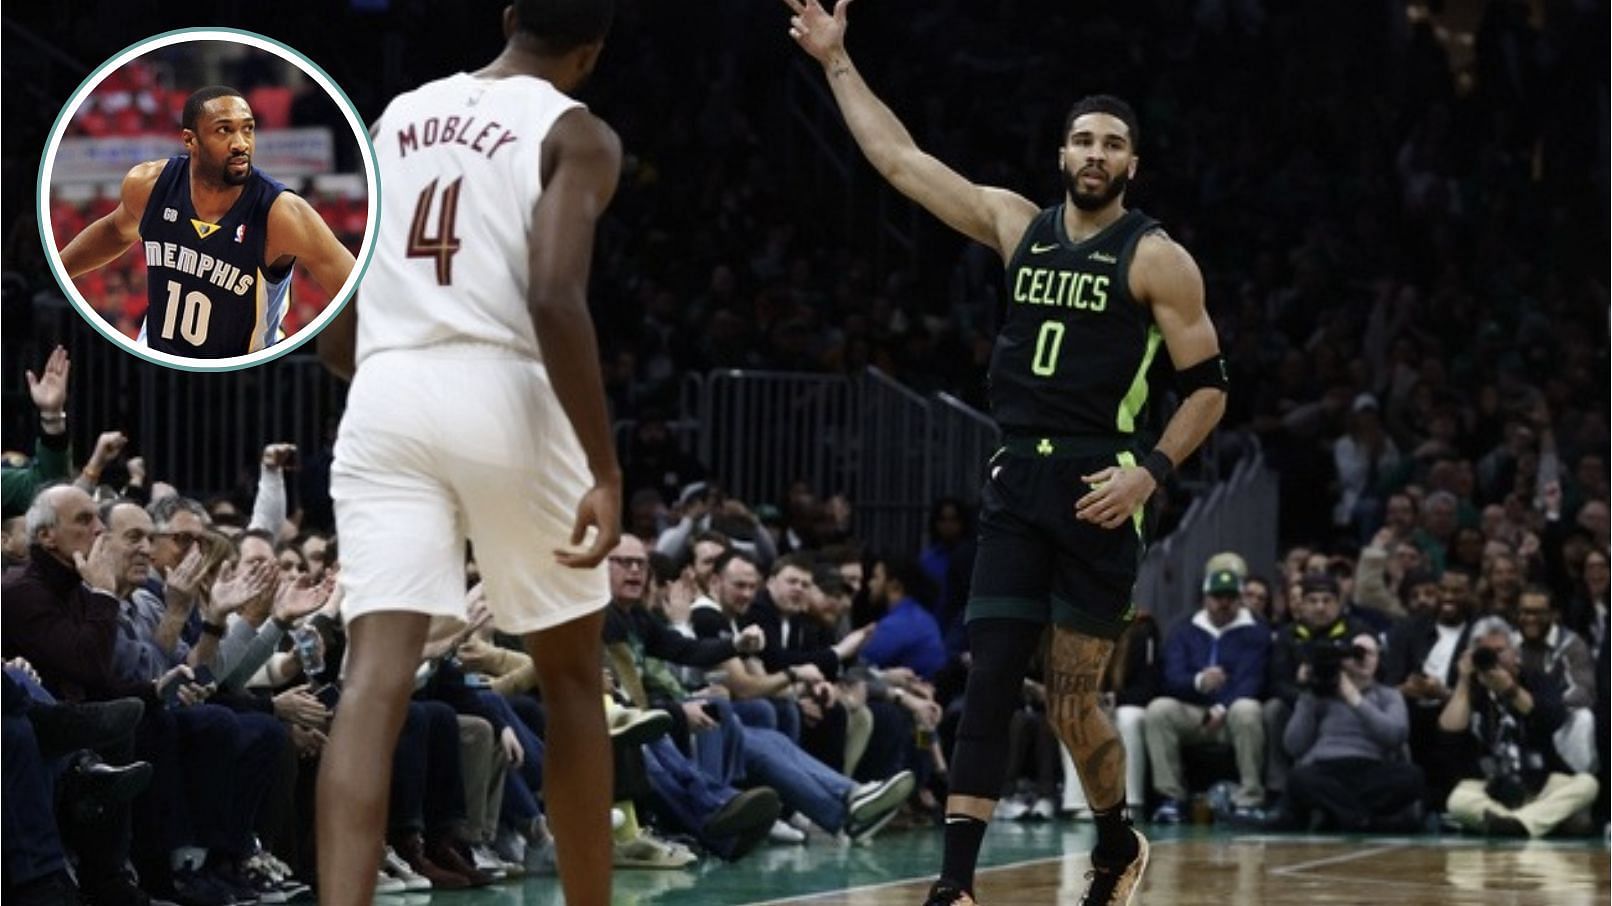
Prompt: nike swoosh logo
<box><xmin>1030</xmin><ymin>242</ymin><xmax>1059</xmax><ymax>254</ymax></box>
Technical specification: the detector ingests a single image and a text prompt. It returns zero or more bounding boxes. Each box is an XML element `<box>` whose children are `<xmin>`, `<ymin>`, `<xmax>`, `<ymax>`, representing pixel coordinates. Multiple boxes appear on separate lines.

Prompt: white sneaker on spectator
<box><xmin>470</xmin><ymin>844</ymin><xmax>507</xmax><ymax>880</ymax></box>
<box><xmin>846</xmin><ymin>770</ymin><xmax>917</xmax><ymax>844</ymax></box>
<box><xmin>768</xmin><ymin>819</ymin><xmax>807</xmax><ymax>844</ymax></box>
<box><xmin>374</xmin><ymin>870</ymin><xmax>407</xmax><ymax>895</ymax></box>
<box><xmin>1030</xmin><ymin>797</ymin><xmax>1057</xmax><ymax>821</ymax></box>
<box><xmin>607</xmin><ymin>702</ymin><xmax>674</xmax><ymax>745</ymax></box>
<box><xmin>525</xmin><ymin>815</ymin><xmax>564</xmax><ymax>870</ymax></box>
<box><xmin>381</xmin><ymin>845</ymin><xmax>431</xmax><ymax>891</ymax></box>
<box><xmin>613</xmin><ymin>830</ymin><xmax>697</xmax><ymax>869</ymax></box>
<box><xmin>787</xmin><ymin>812</ymin><xmax>816</xmax><ymax>834</ymax></box>
<box><xmin>493</xmin><ymin>826</ymin><xmax>527</xmax><ymax>866</ymax></box>
<box><xmin>995</xmin><ymin>797</ymin><xmax>1030</xmax><ymax>821</ymax></box>
<box><xmin>242</xmin><ymin>849</ymin><xmax>310</xmax><ymax>902</ymax></box>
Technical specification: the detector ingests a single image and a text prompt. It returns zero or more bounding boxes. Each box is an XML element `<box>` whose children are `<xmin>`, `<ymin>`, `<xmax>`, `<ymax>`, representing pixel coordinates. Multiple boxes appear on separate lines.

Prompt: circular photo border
<box><xmin>36</xmin><ymin>26</ymin><xmax>379</xmax><ymax>372</ymax></box>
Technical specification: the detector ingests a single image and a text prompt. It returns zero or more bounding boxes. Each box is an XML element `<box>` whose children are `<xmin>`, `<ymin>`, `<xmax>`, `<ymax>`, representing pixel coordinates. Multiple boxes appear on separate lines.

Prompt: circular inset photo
<box><xmin>38</xmin><ymin>28</ymin><xmax>378</xmax><ymax>371</ymax></box>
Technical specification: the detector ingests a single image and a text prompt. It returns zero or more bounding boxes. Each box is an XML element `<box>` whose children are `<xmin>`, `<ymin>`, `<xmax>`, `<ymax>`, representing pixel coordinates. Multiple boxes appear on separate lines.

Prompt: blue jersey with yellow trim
<box><xmin>136</xmin><ymin>155</ymin><xmax>292</xmax><ymax>357</ymax></box>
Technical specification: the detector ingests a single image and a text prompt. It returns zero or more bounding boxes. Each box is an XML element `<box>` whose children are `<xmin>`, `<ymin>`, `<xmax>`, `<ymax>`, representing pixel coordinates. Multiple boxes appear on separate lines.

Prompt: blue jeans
<box><xmin>173</xmin><ymin>705</ymin><xmax>286</xmax><ymax>857</ymax></box>
<box><xmin>640</xmin><ymin>736</ymin><xmax>743</xmax><ymax>858</ymax></box>
<box><xmin>391</xmin><ymin>700</ymin><xmax>469</xmax><ymax>837</ymax></box>
<box><xmin>134</xmin><ymin>702</ymin><xmax>282</xmax><ymax>859</ymax></box>
<box><xmin>691</xmin><ymin>698</ymin><xmax>746</xmax><ymax>787</ymax></box>
<box><xmin>3</xmin><ymin>677</ymin><xmax>64</xmax><ymax>885</ymax></box>
<box><xmin>474</xmin><ymin>691</ymin><xmax>545</xmax><ymax>829</ymax></box>
<box><xmin>740</xmin><ymin>725</ymin><xmax>853</xmax><ymax>832</ymax></box>
<box><xmin>731</xmin><ymin>697</ymin><xmax>802</xmax><ymax>743</ymax></box>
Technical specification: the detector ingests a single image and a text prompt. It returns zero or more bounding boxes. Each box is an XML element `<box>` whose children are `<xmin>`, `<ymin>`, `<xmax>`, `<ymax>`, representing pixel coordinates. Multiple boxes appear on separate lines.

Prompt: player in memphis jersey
<box><xmin>58</xmin><ymin>86</ymin><xmax>354</xmax><ymax>358</ymax></box>
<box><xmin>787</xmin><ymin>2</ymin><xmax>1228</xmax><ymax>905</ymax></box>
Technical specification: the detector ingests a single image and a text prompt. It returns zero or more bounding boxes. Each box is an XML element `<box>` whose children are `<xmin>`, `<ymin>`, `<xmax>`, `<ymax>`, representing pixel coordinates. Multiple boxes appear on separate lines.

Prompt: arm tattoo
<box><xmin>830</xmin><ymin>65</ymin><xmax>851</xmax><ymax>78</ymax></box>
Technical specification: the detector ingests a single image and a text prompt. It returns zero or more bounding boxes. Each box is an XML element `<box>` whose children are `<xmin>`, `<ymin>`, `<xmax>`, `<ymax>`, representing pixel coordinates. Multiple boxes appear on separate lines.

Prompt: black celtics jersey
<box><xmin>988</xmin><ymin>205</ymin><xmax>1163</xmax><ymax>438</ymax></box>
<box><xmin>136</xmin><ymin>156</ymin><xmax>293</xmax><ymax>357</ymax></box>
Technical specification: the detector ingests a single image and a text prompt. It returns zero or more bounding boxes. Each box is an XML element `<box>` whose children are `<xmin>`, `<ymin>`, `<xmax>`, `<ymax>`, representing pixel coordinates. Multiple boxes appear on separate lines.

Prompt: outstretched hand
<box><xmin>782</xmin><ymin>0</ymin><xmax>852</xmax><ymax>64</ymax></box>
<box><xmin>555</xmin><ymin>482</ymin><xmax>621</xmax><ymax>569</ymax></box>
<box><xmin>27</xmin><ymin>346</ymin><xmax>70</xmax><ymax>414</ymax></box>
<box><xmin>1075</xmin><ymin>465</ymin><xmax>1155</xmax><ymax>530</ymax></box>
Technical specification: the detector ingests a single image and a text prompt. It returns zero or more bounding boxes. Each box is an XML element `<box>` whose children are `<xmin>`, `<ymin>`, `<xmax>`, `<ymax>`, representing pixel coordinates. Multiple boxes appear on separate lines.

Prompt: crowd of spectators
<box><xmin>2</xmin><ymin>0</ymin><xmax>1608</xmax><ymax>902</ymax></box>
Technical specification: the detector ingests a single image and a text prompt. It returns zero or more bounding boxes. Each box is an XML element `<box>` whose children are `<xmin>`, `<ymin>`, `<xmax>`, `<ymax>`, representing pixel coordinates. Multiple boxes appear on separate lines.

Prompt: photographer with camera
<box><xmin>1262</xmin><ymin>572</ymin><xmax>1375</xmax><ymax>807</ymax></box>
<box><xmin>1439</xmin><ymin>624</ymin><xmax>1600</xmax><ymax>837</ymax></box>
<box><xmin>1280</xmin><ymin>633</ymin><xmax>1423</xmax><ymax>830</ymax></box>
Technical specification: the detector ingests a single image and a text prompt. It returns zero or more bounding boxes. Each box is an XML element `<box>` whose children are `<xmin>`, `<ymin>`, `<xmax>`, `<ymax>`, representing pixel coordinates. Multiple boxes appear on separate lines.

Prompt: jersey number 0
<box><xmin>407</xmin><ymin>177</ymin><xmax>464</xmax><ymax>286</ymax></box>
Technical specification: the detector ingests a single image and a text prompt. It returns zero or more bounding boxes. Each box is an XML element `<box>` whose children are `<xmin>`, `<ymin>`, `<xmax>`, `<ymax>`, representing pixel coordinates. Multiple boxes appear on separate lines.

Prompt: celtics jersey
<box><xmin>136</xmin><ymin>155</ymin><xmax>292</xmax><ymax>357</ymax></box>
<box><xmin>988</xmin><ymin>205</ymin><xmax>1163</xmax><ymax>438</ymax></box>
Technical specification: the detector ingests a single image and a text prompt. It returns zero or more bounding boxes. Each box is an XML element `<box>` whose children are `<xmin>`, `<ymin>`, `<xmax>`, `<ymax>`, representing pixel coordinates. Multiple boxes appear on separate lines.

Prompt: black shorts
<box><xmin>965</xmin><ymin>436</ymin><xmax>1144</xmax><ymax>639</ymax></box>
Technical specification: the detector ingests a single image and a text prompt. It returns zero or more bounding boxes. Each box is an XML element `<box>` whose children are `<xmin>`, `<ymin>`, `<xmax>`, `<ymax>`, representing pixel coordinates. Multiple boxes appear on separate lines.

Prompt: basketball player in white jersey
<box><xmin>315</xmin><ymin>2</ymin><xmax>621</xmax><ymax>903</ymax></box>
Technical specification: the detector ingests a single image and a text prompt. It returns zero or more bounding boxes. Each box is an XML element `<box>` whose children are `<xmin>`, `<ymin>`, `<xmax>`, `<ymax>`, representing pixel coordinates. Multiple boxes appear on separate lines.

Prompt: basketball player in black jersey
<box><xmin>58</xmin><ymin>86</ymin><xmax>355</xmax><ymax>358</ymax></box>
<box><xmin>786</xmin><ymin>2</ymin><xmax>1227</xmax><ymax>904</ymax></box>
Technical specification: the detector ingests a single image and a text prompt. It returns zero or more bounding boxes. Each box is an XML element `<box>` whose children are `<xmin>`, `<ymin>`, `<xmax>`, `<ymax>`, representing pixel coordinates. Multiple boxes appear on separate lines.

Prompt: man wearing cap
<box><xmin>1143</xmin><ymin>568</ymin><xmax>1271</xmax><ymax>823</ymax></box>
<box><xmin>1262</xmin><ymin>572</ymin><xmax>1378</xmax><ymax>808</ymax></box>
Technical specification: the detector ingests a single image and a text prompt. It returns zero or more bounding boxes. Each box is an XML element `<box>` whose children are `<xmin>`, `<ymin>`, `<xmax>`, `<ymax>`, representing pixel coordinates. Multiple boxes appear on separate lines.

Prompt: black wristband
<box><xmin>1141</xmin><ymin>449</ymin><xmax>1174</xmax><ymax>486</ymax></box>
<box><xmin>200</xmin><ymin>621</ymin><xmax>226</xmax><ymax>638</ymax></box>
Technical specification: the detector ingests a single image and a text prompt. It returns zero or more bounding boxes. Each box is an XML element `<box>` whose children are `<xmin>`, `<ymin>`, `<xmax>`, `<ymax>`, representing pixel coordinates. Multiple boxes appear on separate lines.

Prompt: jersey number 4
<box><xmin>407</xmin><ymin>177</ymin><xmax>464</xmax><ymax>285</ymax></box>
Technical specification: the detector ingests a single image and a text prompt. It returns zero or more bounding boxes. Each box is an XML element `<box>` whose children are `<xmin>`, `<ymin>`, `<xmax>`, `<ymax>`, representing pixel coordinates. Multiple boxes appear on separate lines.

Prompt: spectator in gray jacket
<box><xmin>1282</xmin><ymin>633</ymin><xmax>1423</xmax><ymax>831</ymax></box>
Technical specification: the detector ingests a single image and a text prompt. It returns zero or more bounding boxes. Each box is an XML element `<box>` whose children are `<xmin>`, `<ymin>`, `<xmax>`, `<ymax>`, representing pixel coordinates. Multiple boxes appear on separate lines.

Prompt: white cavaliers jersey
<box><xmin>357</xmin><ymin>72</ymin><xmax>582</xmax><ymax>365</ymax></box>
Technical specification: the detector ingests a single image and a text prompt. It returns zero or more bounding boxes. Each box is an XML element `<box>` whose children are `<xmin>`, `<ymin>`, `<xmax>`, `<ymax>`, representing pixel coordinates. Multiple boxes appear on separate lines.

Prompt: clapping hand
<box><xmin>210</xmin><ymin>560</ymin><xmax>278</xmax><ymax>620</ymax></box>
<box><xmin>274</xmin><ymin>573</ymin><xmax>337</xmax><ymax>623</ymax></box>
<box><xmin>75</xmin><ymin>535</ymin><xmax>119</xmax><ymax>594</ymax></box>
<box><xmin>165</xmin><ymin>546</ymin><xmax>209</xmax><ymax>604</ymax></box>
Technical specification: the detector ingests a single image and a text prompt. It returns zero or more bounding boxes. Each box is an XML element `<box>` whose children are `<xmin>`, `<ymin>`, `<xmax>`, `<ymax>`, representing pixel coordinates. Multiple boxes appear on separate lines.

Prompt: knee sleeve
<box><xmin>950</xmin><ymin>619</ymin><xmax>1044</xmax><ymax>799</ymax></box>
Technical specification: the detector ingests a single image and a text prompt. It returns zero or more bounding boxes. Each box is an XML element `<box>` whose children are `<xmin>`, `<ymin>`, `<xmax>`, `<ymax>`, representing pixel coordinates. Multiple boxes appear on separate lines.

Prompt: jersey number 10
<box><xmin>408</xmin><ymin>177</ymin><xmax>464</xmax><ymax>286</ymax></box>
<box><xmin>161</xmin><ymin>280</ymin><xmax>212</xmax><ymax>346</ymax></box>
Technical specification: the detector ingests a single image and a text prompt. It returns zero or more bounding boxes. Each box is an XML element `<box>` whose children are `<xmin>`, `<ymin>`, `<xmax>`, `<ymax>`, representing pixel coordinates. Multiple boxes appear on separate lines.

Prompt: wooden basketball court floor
<box><xmin>413</xmin><ymin>822</ymin><xmax>1609</xmax><ymax>905</ymax></box>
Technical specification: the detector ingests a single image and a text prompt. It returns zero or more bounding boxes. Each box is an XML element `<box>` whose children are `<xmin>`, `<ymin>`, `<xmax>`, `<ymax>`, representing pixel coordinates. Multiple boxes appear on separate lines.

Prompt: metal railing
<box><xmin>5</xmin><ymin>298</ymin><xmax>345</xmax><ymax>497</ymax></box>
<box><xmin>696</xmin><ymin>367</ymin><xmax>1000</xmax><ymax>554</ymax></box>
<box><xmin>699</xmin><ymin>368</ymin><xmax>859</xmax><ymax>512</ymax></box>
<box><xmin>1133</xmin><ymin>438</ymin><xmax>1279</xmax><ymax>633</ymax></box>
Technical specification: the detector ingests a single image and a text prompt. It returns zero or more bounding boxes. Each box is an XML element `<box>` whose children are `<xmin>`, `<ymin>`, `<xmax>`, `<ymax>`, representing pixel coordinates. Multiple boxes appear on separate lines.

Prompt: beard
<box><xmin>202</xmin><ymin>152</ymin><xmax>252</xmax><ymax>187</ymax></box>
<box><xmin>1063</xmin><ymin>164</ymin><xmax>1128</xmax><ymax>212</ymax></box>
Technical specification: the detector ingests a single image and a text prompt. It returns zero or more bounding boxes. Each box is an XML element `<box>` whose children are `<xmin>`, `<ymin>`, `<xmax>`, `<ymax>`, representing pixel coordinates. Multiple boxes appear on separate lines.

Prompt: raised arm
<box><xmin>265</xmin><ymin>193</ymin><xmax>357</xmax><ymax>296</ymax></box>
<box><xmin>784</xmin><ymin>0</ymin><xmax>1036</xmax><ymax>259</ymax></box>
<box><xmin>530</xmin><ymin>107</ymin><xmax>624</xmax><ymax>569</ymax></box>
<box><xmin>59</xmin><ymin>160</ymin><xmax>163</xmax><ymax>278</ymax></box>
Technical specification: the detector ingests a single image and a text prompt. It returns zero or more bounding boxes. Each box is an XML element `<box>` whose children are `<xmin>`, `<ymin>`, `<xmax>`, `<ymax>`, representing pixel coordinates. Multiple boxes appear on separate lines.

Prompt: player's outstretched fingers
<box><xmin>779</xmin><ymin>0</ymin><xmax>806</xmax><ymax>14</ymax></box>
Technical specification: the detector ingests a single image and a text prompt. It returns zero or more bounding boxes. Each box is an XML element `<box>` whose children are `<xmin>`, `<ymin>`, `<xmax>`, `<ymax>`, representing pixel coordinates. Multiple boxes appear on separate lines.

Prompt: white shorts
<box><xmin>331</xmin><ymin>344</ymin><xmax>608</xmax><ymax>635</ymax></box>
